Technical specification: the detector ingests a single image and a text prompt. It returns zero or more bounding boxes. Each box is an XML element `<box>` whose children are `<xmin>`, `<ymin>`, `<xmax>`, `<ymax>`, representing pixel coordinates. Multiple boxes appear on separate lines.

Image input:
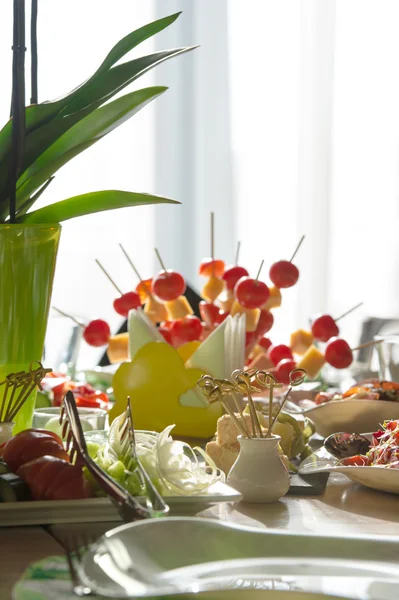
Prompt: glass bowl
<box><xmin>33</xmin><ymin>407</ymin><xmax>107</xmax><ymax>437</ymax></box>
<box><xmin>375</xmin><ymin>334</ymin><xmax>399</xmax><ymax>381</ymax></box>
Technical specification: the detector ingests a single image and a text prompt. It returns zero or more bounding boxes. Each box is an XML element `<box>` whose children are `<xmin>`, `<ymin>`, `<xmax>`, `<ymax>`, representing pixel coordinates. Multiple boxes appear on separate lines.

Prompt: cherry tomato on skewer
<box><xmin>275</xmin><ymin>358</ymin><xmax>297</xmax><ymax>384</ymax></box>
<box><xmin>267</xmin><ymin>344</ymin><xmax>294</xmax><ymax>366</ymax></box>
<box><xmin>269</xmin><ymin>260</ymin><xmax>299</xmax><ymax>289</ymax></box>
<box><xmin>255</xmin><ymin>309</ymin><xmax>274</xmax><ymax>336</ymax></box>
<box><xmin>311</xmin><ymin>314</ymin><xmax>339</xmax><ymax>343</ymax></box>
<box><xmin>222</xmin><ymin>265</ymin><xmax>249</xmax><ymax>291</ymax></box>
<box><xmin>325</xmin><ymin>337</ymin><xmax>353</xmax><ymax>369</ymax></box>
<box><xmin>235</xmin><ymin>277</ymin><xmax>270</xmax><ymax>309</ymax></box>
<box><xmin>170</xmin><ymin>316</ymin><xmax>203</xmax><ymax>347</ymax></box>
<box><xmin>113</xmin><ymin>291</ymin><xmax>141</xmax><ymax>318</ymax></box>
<box><xmin>83</xmin><ymin>319</ymin><xmax>111</xmax><ymax>347</ymax></box>
<box><xmin>258</xmin><ymin>337</ymin><xmax>272</xmax><ymax>351</ymax></box>
<box><xmin>152</xmin><ymin>270</ymin><xmax>186</xmax><ymax>302</ymax></box>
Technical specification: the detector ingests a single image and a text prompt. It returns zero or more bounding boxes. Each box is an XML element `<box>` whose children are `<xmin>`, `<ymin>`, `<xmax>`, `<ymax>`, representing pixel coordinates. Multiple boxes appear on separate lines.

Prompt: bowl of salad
<box><xmin>287</xmin><ymin>380</ymin><xmax>399</xmax><ymax>438</ymax></box>
<box><xmin>299</xmin><ymin>420</ymin><xmax>399</xmax><ymax>494</ymax></box>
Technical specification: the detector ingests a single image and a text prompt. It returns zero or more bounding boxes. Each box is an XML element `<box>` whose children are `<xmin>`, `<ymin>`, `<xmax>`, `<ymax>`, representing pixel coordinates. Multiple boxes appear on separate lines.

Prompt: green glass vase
<box><xmin>0</xmin><ymin>224</ymin><xmax>61</xmax><ymax>433</ymax></box>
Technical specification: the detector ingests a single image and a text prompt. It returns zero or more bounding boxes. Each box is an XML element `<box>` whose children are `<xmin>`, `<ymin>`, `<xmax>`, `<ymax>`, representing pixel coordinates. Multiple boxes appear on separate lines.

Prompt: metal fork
<box><xmin>64</xmin><ymin>536</ymin><xmax>93</xmax><ymax>597</ymax></box>
<box><xmin>60</xmin><ymin>391</ymin><xmax>169</xmax><ymax>523</ymax></box>
<box><xmin>118</xmin><ymin>397</ymin><xmax>167</xmax><ymax>517</ymax></box>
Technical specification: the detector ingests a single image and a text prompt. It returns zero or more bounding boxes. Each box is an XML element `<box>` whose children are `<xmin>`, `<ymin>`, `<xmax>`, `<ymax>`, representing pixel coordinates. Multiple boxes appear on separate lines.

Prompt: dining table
<box><xmin>2</xmin><ymin>471</ymin><xmax>399</xmax><ymax>598</ymax></box>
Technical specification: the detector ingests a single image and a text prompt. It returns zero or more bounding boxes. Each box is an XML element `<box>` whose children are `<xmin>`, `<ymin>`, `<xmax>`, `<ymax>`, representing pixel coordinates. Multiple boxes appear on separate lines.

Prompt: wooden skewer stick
<box><xmin>235</xmin><ymin>241</ymin><xmax>241</xmax><ymax>266</ymax></box>
<box><xmin>265</xmin><ymin>379</ymin><xmax>275</xmax><ymax>438</ymax></box>
<box><xmin>220</xmin><ymin>399</ymin><xmax>250</xmax><ymax>438</ymax></box>
<box><xmin>230</xmin><ymin>391</ymin><xmax>251</xmax><ymax>437</ymax></box>
<box><xmin>246</xmin><ymin>386</ymin><xmax>263</xmax><ymax>438</ymax></box>
<box><xmin>154</xmin><ymin>248</ymin><xmax>167</xmax><ymax>272</ymax></box>
<box><xmin>255</xmin><ymin>259</ymin><xmax>265</xmax><ymax>281</ymax></box>
<box><xmin>335</xmin><ymin>302</ymin><xmax>364</xmax><ymax>323</ymax></box>
<box><xmin>95</xmin><ymin>259</ymin><xmax>122</xmax><ymax>295</ymax></box>
<box><xmin>352</xmin><ymin>339</ymin><xmax>384</xmax><ymax>352</ymax></box>
<box><xmin>119</xmin><ymin>243</ymin><xmax>143</xmax><ymax>281</ymax></box>
<box><xmin>289</xmin><ymin>235</ymin><xmax>305</xmax><ymax>262</ymax></box>
<box><xmin>52</xmin><ymin>307</ymin><xmax>83</xmax><ymax>328</ymax></box>
<box><xmin>119</xmin><ymin>243</ymin><xmax>152</xmax><ymax>297</ymax></box>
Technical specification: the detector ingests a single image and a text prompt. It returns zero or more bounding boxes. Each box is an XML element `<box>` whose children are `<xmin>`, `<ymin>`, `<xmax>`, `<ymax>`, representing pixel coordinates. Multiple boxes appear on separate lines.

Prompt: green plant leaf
<box><xmin>27</xmin><ymin>49</ymin><xmax>192</xmax><ymax>172</ymax></box>
<box><xmin>16</xmin><ymin>86</ymin><xmax>167</xmax><ymax>204</ymax></box>
<box><xmin>0</xmin><ymin>12</ymin><xmax>182</xmax><ymax>164</ymax></box>
<box><xmin>17</xmin><ymin>190</ymin><xmax>179</xmax><ymax>223</ymax></box>
<box><xmin>0</xmin><ymin>47</ymin><xmax>194</xmax><ymax>202</ymax></box>
<box><xmin>0</xmin><ymin>141</ymin><xmax>95</xmax><ymax>222</ymax></box>
<box><xmin>16</xmin><ymin>177</ymin><xmax>55</xmax><ymax>217</ymax></box>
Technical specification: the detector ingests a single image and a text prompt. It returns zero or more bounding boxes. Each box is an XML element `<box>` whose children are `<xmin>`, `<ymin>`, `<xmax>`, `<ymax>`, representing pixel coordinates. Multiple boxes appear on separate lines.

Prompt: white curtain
<box><xmin>1</xmin><ymin>1</ymin><xmax>399</xmax><ymax>367</ymax></box>
<box><xmin>226</xmin><ymin>0</ymin><xmax>399</xmax><ymax>348</ymax></box>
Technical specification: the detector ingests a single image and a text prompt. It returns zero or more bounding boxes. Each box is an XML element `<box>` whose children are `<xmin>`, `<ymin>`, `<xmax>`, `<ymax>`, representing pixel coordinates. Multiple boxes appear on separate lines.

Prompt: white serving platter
<box><xmin>0</xmin><ymin>481</ymin><xmax>241</xmax><ymax>527</ymax></box>
<box><xmin>78</xmin><ymin>517</ymin><xmax>399</xmax><ymax>599</ymax></box>
<box><xmin>299</xmin><ymin>438</ymin><xmax>399</xmax><ymax>495</ymax></box>
<box><xmin>286</xmin><ymin>399</ymin><xmax>399</xmax><ymax>438</ymax></box>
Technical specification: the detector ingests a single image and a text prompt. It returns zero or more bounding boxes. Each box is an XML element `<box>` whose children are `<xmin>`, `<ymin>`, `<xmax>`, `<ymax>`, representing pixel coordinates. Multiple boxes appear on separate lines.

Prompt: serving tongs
<box><xmin>60</xmin><ymin>391</ymin><xmax>169</xmax><ymax>523</ymax></box>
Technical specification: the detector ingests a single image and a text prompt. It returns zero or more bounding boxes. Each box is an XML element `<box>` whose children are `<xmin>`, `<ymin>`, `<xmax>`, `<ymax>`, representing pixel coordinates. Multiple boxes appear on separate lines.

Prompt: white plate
<box><xmin>0</xmin><ymin>482</ymin><xmax>241</xmax><ymax>527</ymax></box>
<box><xmin>80</xmin><ymin>517</ymin><xmax>399</xmax><ymax>599</ymax></box>
<box><xmin>288</xmin><ymin>399</ymin><xmax>399</xmax><ymax>438</ymax></box>
<box><xmin>299</xmin><ymin>440</ymin><xmax>399</xmax><ymax>494</ymax></box>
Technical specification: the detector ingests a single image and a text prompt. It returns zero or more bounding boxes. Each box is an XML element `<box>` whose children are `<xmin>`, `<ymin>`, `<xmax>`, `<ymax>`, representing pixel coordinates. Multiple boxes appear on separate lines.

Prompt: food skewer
<box><xmin>269</xmin><ymin>235</ymin><xmax>305</xmax><ymax>289</ymax></box>
<box><xmin>95</xmin><ymin>259</ymin><xmax>123</xmax><ymax>295</ymax></box>
<box><xmin>95</xmin><ymin>258</ymin><xmax>141</xmax><ymax>318</ymax></box>
<box><xmin>52</xmin><ymin>307</ymin><xmax>111</xmax><ymax>347</ymax></box>
<box><xmin>311</xmin><ymin>302</ymin><xmax>364</xmax><ymax>343</ymax></box>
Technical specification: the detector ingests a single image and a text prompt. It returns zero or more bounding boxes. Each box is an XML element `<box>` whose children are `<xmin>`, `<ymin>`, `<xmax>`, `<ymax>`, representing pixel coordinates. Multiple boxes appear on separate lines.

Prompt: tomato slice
<box><xmin>52</xmin><ymin>382</ymin><xmax>109</xmax><ymax>409</ymax></box>
<box><xmin>17</xmin><ymin>456</ymin><xmax>91</xmax><ymax>500</ymax></box>
<box><xmin>341</xmin><ymin>455</ymin><xmax>371</xmax><ymax>466</ymax></box>
<box><xmin>3</xmin><ymin>430</ymin><xmax>68</xmax><ymax>473</ymax></box>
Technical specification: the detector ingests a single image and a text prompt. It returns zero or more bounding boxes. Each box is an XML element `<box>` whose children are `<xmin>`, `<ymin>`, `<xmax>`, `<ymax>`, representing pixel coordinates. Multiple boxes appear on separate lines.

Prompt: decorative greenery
<box><xmin>0</xmin><ymin>11</ymin><xmax>194</xmax><ymax>224</ymax></box>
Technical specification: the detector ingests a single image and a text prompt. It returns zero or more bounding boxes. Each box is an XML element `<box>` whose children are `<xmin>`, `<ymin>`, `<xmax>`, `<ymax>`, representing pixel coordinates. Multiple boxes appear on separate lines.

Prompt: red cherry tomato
<box><xmin>311</xmin><ymin>314</ymin><xmax>339</xmax><ymax>342</ymax></box>
<box><xmin>152</xmin><ymin>270</ymin><xmax>186</xmax><ymax>302</ymax></box>
<box><xmin>269</xmin><ymin>260</ymin><xmax>299</xmax><ymax>289</ymax></box>
<box><xmin>267</xmin><ymin>344</ymin><xmax>294</xmax><ymax>366</ymax></box>
<box><xmin>275</xmin><ymin>358</ymin><xmax>297</xmax><ymax>384</ymax></box>
<box><xmin>325</xmin><ymin>337</ymin><xmax>353</xmax><ymax>369</ymax></box>
<box><xmin>170</xmin><ymin>316</ymin><xmax>203</xmax><ymax>346</ymax></box>
<box><xmin>199</xmin><ymin>259</ymin><xmax>225</xmax><ymax>278</ymax></box>
<box><xmin>255</xmin><ymin>309</ymin><xmax>274</xmax><ymax>335</ymax></box>
<box><xmin>340</xmin><ymin>455</ymin><xmax>371</xmax><ymax>467</ymax></box>
<box><xmin>199</xmin><ymin>301</ymin><xmax>226</xmax><ymax>325</ymax></box>
<box><xmin>113</xmin><ymin>291</ymin><xmax>141</xmax><ymax>318</ymax></box>
<box><xmin>158</xmin><ymin>324</ymin><xmax>173</xmax><ymax>344</ymax></box>
<box><xmin>222</xmin><ymin>265</ymin><xmax>249</xmax><ymax>291</ymax></box>
<box><xmin>83</xmin><ymin>319</ymin><xmax>111</xmax><ymax>347</ymax></box>
<box><xmin>17</xmin><ymin>456</ymin><xmax>91</xmax><ymax>500</ymax></box>
<box><xmin>258</xmin><ymin>337</ymin><xmax>272</xmax><ymax>351</ymax></box>
<box><xmin>245</xmin><ymin>331</ymin><xmax>257</xmax><ymax>349</ymax></box>
<box><xmin>235</xmin><ymin>277</ymin><xmax>270</xmax><ymax>309</ymax></box>
<box><xmin>136</xmin><ymin>278</ymin><xmax>153</xmax><ymax>302</ymax></box>
<box><xmin>3</xmin><ymin>430</ymin><xmax>69</xmax><ymax>473</ymax></box>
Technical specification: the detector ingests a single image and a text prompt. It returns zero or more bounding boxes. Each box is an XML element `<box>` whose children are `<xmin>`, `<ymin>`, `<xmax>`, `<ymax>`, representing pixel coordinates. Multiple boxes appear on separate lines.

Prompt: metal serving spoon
<box><xmin>324</xmin><ymin>432</ymin><xmax>371</xmax><ymax>459</ymax></box>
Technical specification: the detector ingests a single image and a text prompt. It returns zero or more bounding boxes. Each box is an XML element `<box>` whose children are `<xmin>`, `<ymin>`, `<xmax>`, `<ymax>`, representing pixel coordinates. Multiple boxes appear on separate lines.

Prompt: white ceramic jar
<box><xmin>227</xmin><ymin>434</ymin><xmax>290</xmax><ymax>503</ymax></box>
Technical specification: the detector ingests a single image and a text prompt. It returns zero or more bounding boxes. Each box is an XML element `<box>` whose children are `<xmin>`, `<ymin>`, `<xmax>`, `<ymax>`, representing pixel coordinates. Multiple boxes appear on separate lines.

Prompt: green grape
<box><xmin>86</xmin><ymin>441</ymin><xmax>100</xmax><ymax>460</ymax></box>
<box><xmin>107</xmin><ymin>460</ymin><xmax>126</xmax><ymax>482</ymax></box>
<box><xmin>124</xmin><ymin>472</ymin><xmax>145</xmax><ymax>497</ymax></box>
